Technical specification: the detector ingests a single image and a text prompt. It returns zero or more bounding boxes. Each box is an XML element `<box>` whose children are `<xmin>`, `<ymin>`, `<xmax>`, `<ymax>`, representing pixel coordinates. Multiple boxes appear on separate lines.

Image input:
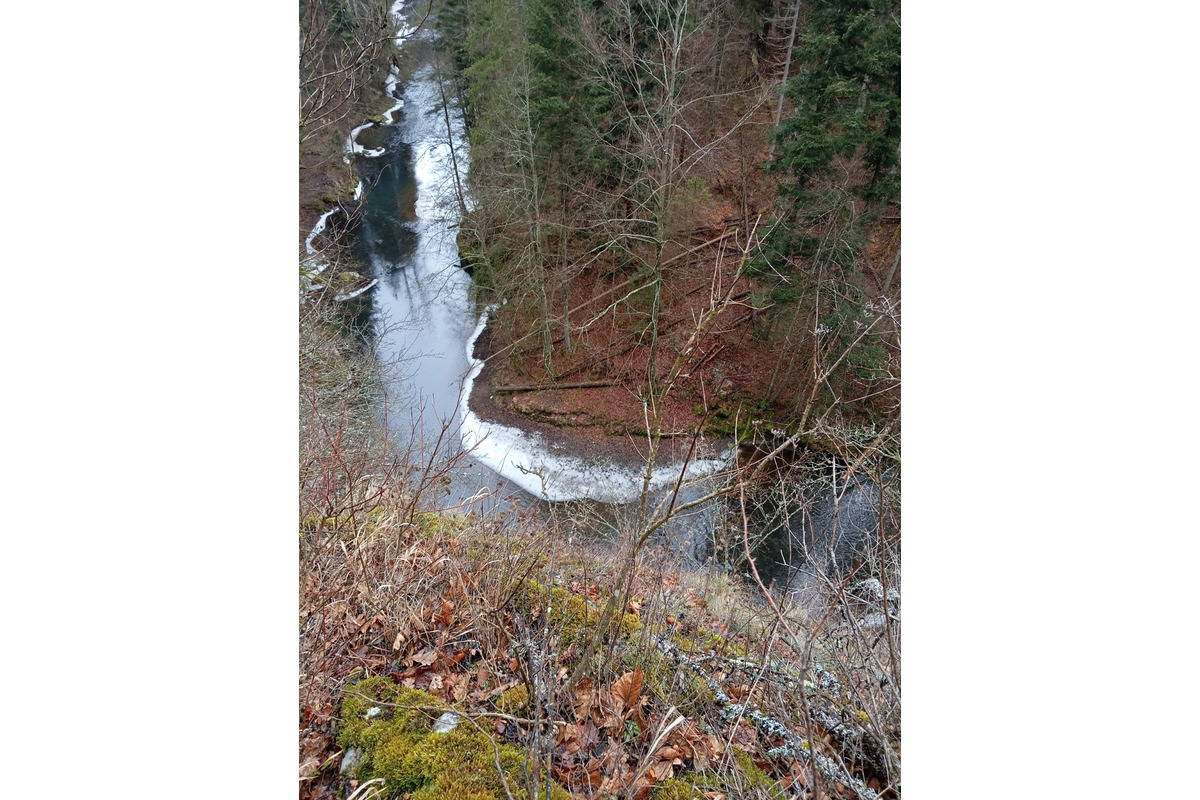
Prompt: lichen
<box><xmin>337</xmin><ymin>677</ymin><xmax>568</xmax><ymax>800</ymax></box>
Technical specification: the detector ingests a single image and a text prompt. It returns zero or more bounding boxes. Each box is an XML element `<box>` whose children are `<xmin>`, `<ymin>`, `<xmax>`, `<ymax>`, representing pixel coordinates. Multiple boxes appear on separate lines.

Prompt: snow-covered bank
<box><xmin>305</xmin><ymin>208</ymin><xmax>340</xmax><ymax>259</ymax></box>
<box><xmin>341</xmin><ymin>2</ymin><xmax>410</xmax><ymax>163</ymax></box>
<box><xmin>457</xmin><ymin>312</ymin><xmax>730</xmax><ymax>504</ymax></box>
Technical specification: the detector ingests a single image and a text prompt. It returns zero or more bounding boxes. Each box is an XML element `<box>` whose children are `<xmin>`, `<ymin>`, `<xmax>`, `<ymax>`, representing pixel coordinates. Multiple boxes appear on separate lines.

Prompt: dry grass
<box><xmin>298</xmin><ymin>303</ymin><xmax>900</xmax><ymax>800</ymax></box>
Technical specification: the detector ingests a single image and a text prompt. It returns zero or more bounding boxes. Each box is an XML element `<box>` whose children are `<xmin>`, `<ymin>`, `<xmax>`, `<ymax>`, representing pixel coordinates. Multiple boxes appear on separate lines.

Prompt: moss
<box><xmin>655</xmin><ymin>763</ymin><xmax>785</xmax><ymax>800</ymax></box>
<box><xmin>623</xmin><ymin>641</ymin><xmax>716</xmax><ymax>723</ymax></box>
<box><xmin>671</xmin><ymin>628</ymin><xmax>747</xmax><ymax>660</ymax></box>
<box><xmin>338</xmin><ymin>677</ymin><xmax>568</xmax><ymax>800</ymax></box>
<box><xmin>518</xmin><ymin>580</ymin><xmax>642</xmax><ymax>646</ymax></box>
<box><xmin>654</xmin><ymin>778</ymin><xmax>704</xmax><ymax>800</ymax></box>
<box><xmin>413</xmin><ymin>510</ymin><xmax>469</xmax><ymax>538</ymax></box>
<box><xmin>731</xmin><ymin>747</ymin><xmax>786</xmax><ymax>800</ymax></box>
<box><xmin>299</xmin><ymin>511</ymin><xmax>385</xmax><ymax>536</ymax></box>
<box><xmin>494</xmin><ymin>684</ymin><xmax>529</xmax><ymax>715</ymax></box>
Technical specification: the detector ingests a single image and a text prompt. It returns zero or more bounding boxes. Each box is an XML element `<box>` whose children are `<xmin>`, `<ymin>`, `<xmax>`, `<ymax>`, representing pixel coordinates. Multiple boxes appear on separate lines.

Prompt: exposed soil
<box><xmin>476</xmin><ymin>234</ymin><xmax>898</xmax><ymax>458</ymax></box>
<box><xmin>469</xmin><ymin>322</ymin><xmax>731</xmax><ymax>471</ymax></box>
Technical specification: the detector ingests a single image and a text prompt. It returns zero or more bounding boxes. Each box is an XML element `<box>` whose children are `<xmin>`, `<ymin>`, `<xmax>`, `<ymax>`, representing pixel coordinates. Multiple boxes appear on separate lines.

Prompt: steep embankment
<box><xmin>446</xmin><ymin>0</ymin><xmax>901</xmax><ymax>446</ymax></box>
<box><xmin>471</xmin><ymin>153</ymin><xmax>901</xmax><ymax>446</ymax></box>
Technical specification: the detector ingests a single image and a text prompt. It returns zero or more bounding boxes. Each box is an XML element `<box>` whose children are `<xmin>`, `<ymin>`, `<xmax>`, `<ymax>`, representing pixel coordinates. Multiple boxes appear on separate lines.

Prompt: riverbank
<box><xmin>299</xmin><ymin>149</ymin><xmax>355</xmax><ymax>257</ymax></box>
<box><xmin>467</xmin><ymin>321</ymin><xmax>730</xmax><ymax>474</ymax></box>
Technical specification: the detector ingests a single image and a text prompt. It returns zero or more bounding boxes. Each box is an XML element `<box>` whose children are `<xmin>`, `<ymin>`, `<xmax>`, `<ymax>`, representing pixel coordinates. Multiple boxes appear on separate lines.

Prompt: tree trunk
<box><xmin>773</xmin><ymin>0</ymin><xmax>804</xmax><ymax>129</ymax></box>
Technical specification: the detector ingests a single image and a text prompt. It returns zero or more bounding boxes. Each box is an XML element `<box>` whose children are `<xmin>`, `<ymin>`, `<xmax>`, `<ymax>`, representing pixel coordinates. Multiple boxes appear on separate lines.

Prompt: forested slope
<box><xmin>442</xmin><ymin>0</ymin><xmax>900</xmax><ymax>447</ymax></box>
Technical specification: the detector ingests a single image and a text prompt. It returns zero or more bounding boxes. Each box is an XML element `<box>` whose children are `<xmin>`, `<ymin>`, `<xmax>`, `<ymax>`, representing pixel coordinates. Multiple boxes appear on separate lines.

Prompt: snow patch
<box><xmin>345</xmin><ymin>121</ymin><xmax>386</xmax><ymax>162</ymax></box>
<box><xmin>334</xmin><ymin>279</ymin><xmax>379</xmax><ymax>302</ymax></box>
<box><xmin>305</xmin><ymin>208</ymin><xmax>340</xmax><ymax>256</ymax></box>
<box><xmin>392</xmin><ymin>0</ymin><xmax>415</xmax><ymax>40</ymax></box>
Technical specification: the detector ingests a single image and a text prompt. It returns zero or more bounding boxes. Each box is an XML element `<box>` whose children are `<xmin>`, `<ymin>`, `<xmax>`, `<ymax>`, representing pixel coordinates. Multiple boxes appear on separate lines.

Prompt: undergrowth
<box><xmin>299</xmin><ymin>263</ymin><xmax>900</xmax><ymax>800</ymax></box>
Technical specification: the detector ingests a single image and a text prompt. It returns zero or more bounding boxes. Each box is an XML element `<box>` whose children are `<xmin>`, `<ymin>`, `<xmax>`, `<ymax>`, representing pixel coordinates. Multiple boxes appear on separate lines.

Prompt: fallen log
<box><xmin>492</xmin><ymin>380</ymin><xmax>619</xmax><ymax>394</ymax></box>
<box><xmin>653</xmin><ymin>634</ymin><xmax>887</xmax><ymax>800</ymax></box>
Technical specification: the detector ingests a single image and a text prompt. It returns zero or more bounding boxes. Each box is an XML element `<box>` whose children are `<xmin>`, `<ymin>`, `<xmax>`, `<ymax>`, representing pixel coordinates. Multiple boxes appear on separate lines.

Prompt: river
<box><xmin>305</xmin><ymin>2</ymin><xmax>732</xmax><ymax>554</ymax></box>
<box><xmin>304</xmin><ymin>3</ymin><xmax>895</xmax><ymax>587</ymax></box>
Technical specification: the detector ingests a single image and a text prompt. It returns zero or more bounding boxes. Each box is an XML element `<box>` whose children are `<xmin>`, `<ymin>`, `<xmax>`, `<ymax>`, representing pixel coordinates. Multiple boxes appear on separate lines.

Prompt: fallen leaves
<box><xmin>609</xmin><ymin>668</ymin><xmax>644</xmax><ymax>718</ymax></box>
<box><xmin>299</xmin><ymin>519</ymin><xmax>863</xmax><ymax>800</ymax></box>
<box><xmin>410</xmin><ymin>649</ymin><xmax>438</xmax><ymax>667</ymax></box>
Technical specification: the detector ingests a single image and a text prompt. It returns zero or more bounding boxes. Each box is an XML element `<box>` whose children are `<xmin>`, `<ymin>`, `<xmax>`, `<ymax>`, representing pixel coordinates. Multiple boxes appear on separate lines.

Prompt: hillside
<box><xmin>446</xmin><ymin>0</ymin><xmax>900</xmax><ymax>448</ymax></box>
<box><xmin>299</xmin><ymin>1</ymin><xmax>901</xmax><ymax>799</ymax></box>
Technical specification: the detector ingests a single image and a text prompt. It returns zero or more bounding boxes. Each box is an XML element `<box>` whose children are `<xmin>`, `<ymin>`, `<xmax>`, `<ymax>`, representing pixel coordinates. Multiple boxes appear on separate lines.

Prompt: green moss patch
<box><xmin>651</xmin><ymin>752</ymin><xmax>786</xmax><ymax>800</ymax></box>
<box><xmin>518</xmin><ymin>580</ymin><xmax>642</xmax><ymax>646</ymax></box>
<box><xmin>494</xmin><ymin>684</ymin><xmax>529</xmax><ymax>715</ymax></box>
<box><xmin>338</xmin><ymin>677</ymin><xmax>568</xmax><ymax>799</ymax></box>
<box><xmin>412</xmin><ymin>510</ymin><xmax>468</xmax><ymax>538</ymax></box>
<box><xmin>654</xmin><ymin>778</ymin><xmax>705</xmax><ymax>799</ymax></box>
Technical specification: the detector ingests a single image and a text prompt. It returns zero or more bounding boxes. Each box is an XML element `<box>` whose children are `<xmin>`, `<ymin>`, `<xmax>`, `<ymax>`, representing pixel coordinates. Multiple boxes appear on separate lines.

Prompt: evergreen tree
<box><xmin>771</xmin><ymin>0</ymin><xmax>900</xmax><ymax>204</ymax></box>
<box><xmin>750</xmin><ymin>0</ymin><xmax>900</xmax><ymax>419</ymax></box>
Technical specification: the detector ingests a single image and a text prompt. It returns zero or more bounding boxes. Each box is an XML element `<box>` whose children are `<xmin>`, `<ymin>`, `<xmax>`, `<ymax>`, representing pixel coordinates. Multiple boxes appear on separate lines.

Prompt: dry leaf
<box><xmin>578</xmin><ymin>758</ymin><xmax>604</xmax><ymax>790</ymax></box>
<box><xmin>574</xmin><ymin>677</ymin><xmax>595</xmax><ymax>721</ymax></box>
<box><xmin>579</xmin><ymin>719</ymin><xmax>600</xmax><ymax>750</ymax></box>
<box><xmin>392</xmin><ymin>631</ymin><xmax>407</xmax><ymax>651</ymax></box>
<box><xmin>646</xmin><ymin>759</ymin><xmax>674</xmax><ymax>781</ymax></box>
<box><xmin>411</xmin><ymin>650</ymin><xmax>437</xmax><ymax>666</ymax></box>
<box><xmin>556</xmin><ymin>724</ymin><xmax>582</xmax><ymax>756</ymax></box>
<box><xmin>610</xmin><ymin>668</ymin><xmax>644</xmax><ymax>717</ymax></box>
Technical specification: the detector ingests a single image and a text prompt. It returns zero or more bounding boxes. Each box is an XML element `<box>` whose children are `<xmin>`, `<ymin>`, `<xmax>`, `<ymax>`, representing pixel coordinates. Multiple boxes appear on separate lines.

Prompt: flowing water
<box><xmin>306</xmin><ymin>3</ymin><xmax>731</xmax><ymax>552</ymax></box>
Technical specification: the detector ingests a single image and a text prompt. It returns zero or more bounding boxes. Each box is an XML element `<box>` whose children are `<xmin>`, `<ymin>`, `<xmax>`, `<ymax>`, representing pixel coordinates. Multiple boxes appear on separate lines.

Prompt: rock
<box><xmin>339</xmin><ymin>747</ymin><xmax>363</xmax><ymax>775</ymax></box>
<box><xmin>858</xmin><ymin>613</ymin><xmax>888</xmax><ymax>629</ymax></box>
<box><xmin>432</xmin><ymin>711</ymin><xmax>459</xmax><ymax>733</ymax></box>
<box><xmin>854</xmin><ymin>578</ymin><xmax>885</xmax><ymax>602</ymax></box>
